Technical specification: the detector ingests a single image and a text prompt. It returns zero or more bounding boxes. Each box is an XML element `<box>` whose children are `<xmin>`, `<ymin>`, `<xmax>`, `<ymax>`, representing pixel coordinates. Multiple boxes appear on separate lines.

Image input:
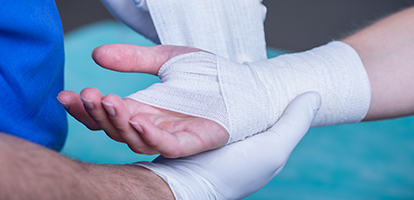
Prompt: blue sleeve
<box><xmin>0</xmin><ymin>0</ymin><xmax>67</xmax><ymax>151</ymax></box>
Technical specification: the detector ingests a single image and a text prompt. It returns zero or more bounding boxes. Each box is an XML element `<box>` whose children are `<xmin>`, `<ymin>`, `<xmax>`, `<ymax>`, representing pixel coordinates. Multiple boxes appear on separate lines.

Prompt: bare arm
<box><xmin>342</xmin><ymin>6</ymin><xmax>414</xmax><ymax>121</ymax></box>
<box><xmin>0</xmin><ymin>132</ymin><xmax>174</xmax><ymax>200</ymax></box>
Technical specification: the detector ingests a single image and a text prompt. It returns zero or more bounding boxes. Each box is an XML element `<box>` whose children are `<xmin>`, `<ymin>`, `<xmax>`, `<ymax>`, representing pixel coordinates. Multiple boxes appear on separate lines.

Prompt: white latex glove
<box><xmin>99</xmin><ymin>0</ymin><xmax>160</xmax><ymax>43</ymax></box>
<box><xmin>134</xmin><ymin>91</ymin><xmax>322</xmax><ymax>199</ymax></box>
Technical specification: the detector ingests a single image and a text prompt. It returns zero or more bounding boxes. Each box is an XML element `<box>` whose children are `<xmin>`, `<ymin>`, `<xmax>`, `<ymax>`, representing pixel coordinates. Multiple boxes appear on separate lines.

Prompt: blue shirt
<box><xmin>0</xmin><ymin>1</ymin><xmax>67</xmax><ymax>151</ymax></box>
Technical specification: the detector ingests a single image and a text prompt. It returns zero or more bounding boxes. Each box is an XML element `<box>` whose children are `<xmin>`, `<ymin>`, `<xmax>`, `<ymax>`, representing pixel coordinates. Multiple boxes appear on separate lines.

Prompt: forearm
<box><xmin>84</xmin><ymin>164</ymin><xmax>174</xmax><ymax>200</ymax></box>
<box><xmin>342</xmin><ymin>6</ymin><xmax>414</xmax><ymax>121</ymax></box>
<box><xmin>0</xmin><ymin>133</ymin><xmax>173</xmax><ymax>200</ymax></box>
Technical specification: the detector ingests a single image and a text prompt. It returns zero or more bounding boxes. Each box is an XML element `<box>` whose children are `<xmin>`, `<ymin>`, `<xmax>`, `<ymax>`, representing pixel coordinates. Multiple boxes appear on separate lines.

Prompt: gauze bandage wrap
<box><xmin>248</xmin><ymin>42</ymin><xmax>371</xmax><ymax>128</ymax></box>
<box><xmin>102</xmin><ymin>0</ymin><xmax>267</xmax><ymax>62</ymax></box>
<box><xmin>129</xmin><ymin>53</ymin><xmax>229</xmax><ymax>131</ymax></box>
<box><xmin>144</xmin><ymin>0</ymin><xmax>267</xmax><ymax>63</ymax></box>
<box><xmin>128</xmin><ymin>41</ymin><xmax>371</xmax><ymax>144</ymax></box>
<box><xmin>100</xmin><ymin>0</ymin><xmax>160</xmax><ymax>43</ymax></box>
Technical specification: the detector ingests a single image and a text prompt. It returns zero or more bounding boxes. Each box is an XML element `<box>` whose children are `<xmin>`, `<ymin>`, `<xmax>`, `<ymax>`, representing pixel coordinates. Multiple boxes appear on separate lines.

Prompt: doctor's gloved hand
<box><xmin>134</xmin><ymin>91</ymin><xmax>322</xmax><ymax>200</ymax></box>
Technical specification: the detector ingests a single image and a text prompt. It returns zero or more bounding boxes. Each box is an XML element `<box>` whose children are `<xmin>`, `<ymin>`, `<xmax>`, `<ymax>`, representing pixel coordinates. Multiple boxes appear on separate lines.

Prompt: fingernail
<box><xmin>56</xmin><ymin>97</ymin><xmax>69</xmax><ymax>110</ymax></box>
<box><xmin>80</xmin><ymin>96</ymin><xmax>94</xmax><ymax>110</ymax></box>
<box><xmin>102</xmin><ymin>101</ymin><xmax>116</xmax><ymax>117</ymax></box>
<box><xmin>129</xmin><ymin>121</ymin><xmax>144</xmax><ymax>132</ymax></box>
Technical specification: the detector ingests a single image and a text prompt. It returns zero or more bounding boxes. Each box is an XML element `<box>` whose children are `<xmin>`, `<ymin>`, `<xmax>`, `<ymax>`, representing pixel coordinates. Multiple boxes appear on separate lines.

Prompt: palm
<box><xmin>124</xmin><ymin>98</ymin><xmax>228</xmax><ymax>157</ymax></box>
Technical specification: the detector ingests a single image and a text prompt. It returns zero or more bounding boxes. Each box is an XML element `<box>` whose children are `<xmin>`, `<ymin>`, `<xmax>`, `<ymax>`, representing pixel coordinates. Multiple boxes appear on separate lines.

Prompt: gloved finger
<box><xmin>134</xmin><ymin>0</ymin><xmax>149</xmax><ymax>11</ymax></box>
<box><xmin>268</xmin><ymin>91</ymin><xmax>322</xmax><ymax>153</ymax></box>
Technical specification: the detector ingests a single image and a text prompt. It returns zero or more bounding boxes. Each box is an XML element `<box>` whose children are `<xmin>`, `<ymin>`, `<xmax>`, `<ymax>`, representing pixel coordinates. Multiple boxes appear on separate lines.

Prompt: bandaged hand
<box><xmin>133</xmin><ymin>91</ymin><xmax>322</xmax><ymax>200</ymax></box>
<box><xmin>59</xmin><ymin>41</ymin><xmax>370</xmax><ymax>158</ymax></box>
<box><xmin>128</xmin><ymin>41</ymin><xmax>371</xmax><ymax>144</ymax></box>
<box><xmin>58</xmin><ymin>44</ymin><xmax>229</xmax><ymax>158</ymax></box>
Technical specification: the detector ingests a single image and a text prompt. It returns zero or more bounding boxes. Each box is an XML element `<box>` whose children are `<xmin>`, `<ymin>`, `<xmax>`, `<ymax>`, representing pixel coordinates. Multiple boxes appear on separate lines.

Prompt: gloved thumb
<box><xmin>134</xmin><ymin>0</ymin><xmax>149</xmax><ymax>11</ymax></box>
<box><xmin>267</xmin><ymin>91</ymin><xmax>322</xmax><ymax>155</ymax></box>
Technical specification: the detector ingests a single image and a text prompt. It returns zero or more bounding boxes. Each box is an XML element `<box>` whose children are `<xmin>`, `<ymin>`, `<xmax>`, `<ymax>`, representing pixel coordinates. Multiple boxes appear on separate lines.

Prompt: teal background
<box><xmin>61</xmin><ymin>21</ymin><xmax>414</xmax><ymax>199</ymax></box>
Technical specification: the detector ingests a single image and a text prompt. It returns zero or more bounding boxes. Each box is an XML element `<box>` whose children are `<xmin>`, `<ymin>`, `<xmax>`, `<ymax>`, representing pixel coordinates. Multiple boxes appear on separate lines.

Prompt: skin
<box><xmin>58</xmin><ymin>7</ymin><xmax>414</xmax><ymax>158</ymax></box>
<box><xmin>0</xmin><ymin>132</ymin><xmax>174</xmax><ymax>200</ymax></box>
<box><xmin>343</xmin><ymin>6</ymin><xmax>414</xmax><ymax>120</ymax></box>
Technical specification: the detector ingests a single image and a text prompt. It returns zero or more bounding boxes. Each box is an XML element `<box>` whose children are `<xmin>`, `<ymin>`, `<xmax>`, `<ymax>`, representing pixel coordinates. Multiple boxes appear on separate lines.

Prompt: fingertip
<box><xmin>56</xmin><ymin>96</ymin><xmax>69</xmax><ymax>110</ymax></box>
<box><xmin>302</xmin><ymin>91</ymin><xmax>322</xmax><ymax>112</ymax></box>
<box><xmin>79</xmin><ymin>88</ymin><xmax>104</xmax><ymax>110</ymax></box>
<box><xmin>92</xmin><ymin>44</ymin><xmax>118</xmax><ymax>69</ymax></box>
<box><xmin>57</xmin><ymin>91</ymin><xmax>72</xmax><ymax>108</ymax></box>
<box><xmin>129</xmin><ymin>120</ymin><xmax>144</xmax><ymax>133</ymax></box>
<box><xmin>272</xmin><ymin>91</ymin><xmax>322</xmax><ymax>133</ymax></box>
<box><xmin>57</xmin><ymin>91</ymin><xmax>82</xmax><ymax>110</ymax></box>
<box><xmin>92</xmin><ymin>44</ymin><xmax>141</xmax><ymax>73</ymax></box>
<box><xmin>126</xmin><ymin>118</ymin><xmax>162</xmax><ymax>155</ymax></box>
<box><xmin>284</xmin><ymin>92</ymin><xmax>322</xmax><ymax>122</ymax></box>
<box><xmin>129</xmin><ymin>116</ymin><xmax>176</xmax><ymax>155</ymax></box>
<box><xmin>57</xmin><ymin>90</ymin><xmax>78</xmax><ymax>101</ymax></box>
<box><xmin>102</xmin><ymin>93</ymin><xmax>123</xmax><ymax>103</ymax></box>
<box><xmin>80</xmin><ymin>87</ymin><xmax>102</xmax><ymax>98</ymax></box>
<box><xmin>129</xmin><ymin>115</ymin><xmax>151</xmax><ymax>135</ymax></box>
<box><xmin>102</xmin><ymin>100</ymin><xmax>116</xmax><ymax>117</ymax></box>
<box><xmin>57</xmin><ymin>91</ymin><xmax>103</xmax><ymax>131</ymax></box>
<box><xmin>92</xmin><ymin>44</ymin><xmax>205</xmax><ymax>75</ymax></box>
<box><xmin>91</xmin><ymin>45</ymin><xmax>109</xmax><ymax>66</ymax></box>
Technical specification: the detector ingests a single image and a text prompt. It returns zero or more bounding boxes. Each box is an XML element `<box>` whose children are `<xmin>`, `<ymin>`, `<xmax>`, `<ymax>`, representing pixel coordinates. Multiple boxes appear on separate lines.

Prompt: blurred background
<box><xmin>55</xmin><ymin>1</ymin><xmax>414</xmax><ymax>199</ymax></box>
<box><xmin>56</xmin><ymin>0</ymin><xmax>414</xmax><ymax>51</ymax></box>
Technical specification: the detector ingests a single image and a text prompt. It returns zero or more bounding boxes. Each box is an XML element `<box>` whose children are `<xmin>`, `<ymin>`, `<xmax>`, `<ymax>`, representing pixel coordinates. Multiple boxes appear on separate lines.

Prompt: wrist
<box><xmin>250</xmin><ymin>41</ymin><xmax>371</xmax><ymax>127</ymax></box>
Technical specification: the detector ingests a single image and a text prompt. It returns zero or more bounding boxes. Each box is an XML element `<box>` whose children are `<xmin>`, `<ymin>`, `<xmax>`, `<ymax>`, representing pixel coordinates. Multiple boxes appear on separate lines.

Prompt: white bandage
<box><xmin>101</xmin><ymin>0</ymin><xmax>267</xmax><ymax>62</ymax></box>
<box><xmin>100</xmin><ymin>0</ymin><xmax>160</xmax><ymax>43</ymax></box>
<box><xmin>128</xmin><ymin>41</ymin><xmax>371</xmax><ymax>144</ymax></box>
<box><xmin>144</xmin><ymin>0</ymin><xmax>268</xmax><ymax>63</ymax></box>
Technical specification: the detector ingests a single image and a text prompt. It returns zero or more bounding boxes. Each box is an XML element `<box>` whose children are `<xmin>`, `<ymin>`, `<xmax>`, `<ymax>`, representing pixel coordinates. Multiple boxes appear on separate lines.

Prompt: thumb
<box><xmin>92</xmin><ymin>44</ymin><xmax>204</xmax><ymax>75</ymax></box>
<box><xmin>268</xmin><ymin>91</ymin><xmax>322</xmax><ymax>152</ymax></box>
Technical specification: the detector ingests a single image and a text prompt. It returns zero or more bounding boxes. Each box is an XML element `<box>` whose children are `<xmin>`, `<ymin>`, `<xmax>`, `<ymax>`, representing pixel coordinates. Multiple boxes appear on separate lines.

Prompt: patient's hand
<box><xmin>58</xmin><ymin>44</ymin><xmax>228</xmax><ymax>158</ymax></box>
